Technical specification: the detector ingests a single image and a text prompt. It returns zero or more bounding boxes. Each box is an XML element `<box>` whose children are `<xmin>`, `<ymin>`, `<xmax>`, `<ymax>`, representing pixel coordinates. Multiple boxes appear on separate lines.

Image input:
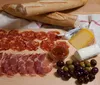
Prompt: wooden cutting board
<box><xmin>0</xmin><ymin>0</ymin><xmax>100</xmax><ymax>14</ymax></box>
<box><xmin>0</xmin><ymin>0</ymin><xmax>100</xmax><ymax>85</ymax></box>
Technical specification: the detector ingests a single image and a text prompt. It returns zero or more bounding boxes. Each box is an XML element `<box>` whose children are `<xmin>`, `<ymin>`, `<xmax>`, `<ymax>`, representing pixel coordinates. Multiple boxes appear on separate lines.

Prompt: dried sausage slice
<box><xmin>25</xmin><ymin>41</ymin><xmax>39</xmax><ymax>51</ymax></box>
<box><xmin>47</xmin><ymin>31</ymin><xmax>61</xmax><ymax>41</ymax></box>
<box><xmin>21</xmin><ymin>31</ymin><xmax>35</xmax><ymax>41</ymax></box>
<box><xmin>40</xmin><ymin>39</ymin><xmax>55</xmax><ymax>51</ymax></box>
<box><xmin>35</xmin><ymin>31</ymin><xmax>47</xmax><ymax>40</ymax></box>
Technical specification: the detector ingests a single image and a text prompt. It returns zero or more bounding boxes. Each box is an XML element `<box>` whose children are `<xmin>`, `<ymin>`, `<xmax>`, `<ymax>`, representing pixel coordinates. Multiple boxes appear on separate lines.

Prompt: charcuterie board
<box><xmin>0</xmin><ymin>28</ymin><xmax>99</xmax><ymax>85</ymax></box>
<box><xmin>0</xmin><ymin>0</ymin><xmax>100</xmax><ymax>85</ymax></box>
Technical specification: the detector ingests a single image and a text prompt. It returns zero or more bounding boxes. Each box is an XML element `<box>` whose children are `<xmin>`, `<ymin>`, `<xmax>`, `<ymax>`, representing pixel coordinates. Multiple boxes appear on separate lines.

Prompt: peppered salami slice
<box><xmin>9</xmin><ymin>39</ymin><xmax>26</xmax><ymax>51</ymax></box>
<box><xmin>56</xmin><ymin>41</ymin><xmax>69</xmax><ymax>49</ymax></box>
<box><xmin>25</xmin><ymin>40</ymin><xmax>39</xmax><ymax>51</ymax></box>
<box><xmin>35</xmin><ymin>31</ymin><xmax>47</xmax><ymax>40</ymax></box>
<box><xmin>0</xmin><ymin>37</ymin><xmax>10</xmax><ymax>51</ymax></box>
<box><xmin>47</xmin><ymin>31</ymin><xmax>61</xmax><ymax>41</ymax></box>
<box><xmin>50</xmin><ymin>46</ymin><xmax>69</xmax><ymax>61</ymax></box>
<box><xmin>0</xmin><ymin>29</ymin><xmax>7</xmax><ymax>39</ymax></box>
<box><xmin>21</xmin><ymin>31</ymin><xmax>35</xmax><ymax>41</ymax></box>
<box><xmin>40</xmin><ymin>39</ymin><xmax>55</xmax><ymax>51</ymax></box>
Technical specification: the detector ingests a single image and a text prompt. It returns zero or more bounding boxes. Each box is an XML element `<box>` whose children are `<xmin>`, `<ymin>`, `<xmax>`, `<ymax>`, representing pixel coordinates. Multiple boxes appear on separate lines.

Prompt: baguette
<box><xmin>15</xmin><ymin>0</ymin><xmax>87</xmax><ymax>16</ymax></box>
<box><xmin>2</xmin><ymin>4</ymin><xmax>78</xmax><ymax>28</ymax></box>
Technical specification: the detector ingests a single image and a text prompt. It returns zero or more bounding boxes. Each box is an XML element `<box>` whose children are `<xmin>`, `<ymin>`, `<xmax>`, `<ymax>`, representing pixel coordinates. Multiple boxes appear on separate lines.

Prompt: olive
<box><xmin>63</xmin><ymin>66</ymin><xmax>69</xmax><ymax>72</ymax></box>
<box><xmin>84</xmin><ymin>60</ymin><xmax>91</xmax><ymax>67</ymax></box>
<box><xmin>77</xmin><ymin>77</ymin><xmax>84</xmax><ymax>84</ymax></box>
<box><xmin>84</xmin><ymin>75</ymin><xmax>90</xmax><ymax>84</ymax></box>
<box><xmin>90</xmin><ymin>59</ymin><xmax>97</xmax><ymax>67</ymax></box>
<box><xmin>62</xmin><ymin>72</ymin><xmax>71</xmax><ymax>80</ymax></box>
<box><xmin>68</xmin><ymin>65</ymin><xmax>75</xmax><ymax>71</ymax></box>
<box><xmin>56</xmin><ymin>68</ymin><xmax>64</xmax><ymax>76</ymax></box>
<box><xmin>91</xmin><ymin>67</ymin><xmax>99</xmax><ymax>75</ymax></box>
<box><xmin>72</xmin><ymin>61</ymin><xmax>80</xmax><ymax>67</ymax></box>
<box><xmin>85</xmin><ymin>67</ymin><xmax>92</xmax><ymax>72</ymax></box>
<box><xmin>89</xmin><ymin>74</ymin><xmax>95</xmax><ymax>81</ymax></box>
<box><xmin>56</xmin><ymin>60</ymin><xmax>64</xmax><ymax>68</ymax></box>
<box><xmin>66</xmin><ymin>60</ymin><xmax>73</xmax><ymax>66</ymax></box>
<box><xmin>80</xmin><ymin>62</ymin><xmax>85</xmax><ymax>67</ymax></box>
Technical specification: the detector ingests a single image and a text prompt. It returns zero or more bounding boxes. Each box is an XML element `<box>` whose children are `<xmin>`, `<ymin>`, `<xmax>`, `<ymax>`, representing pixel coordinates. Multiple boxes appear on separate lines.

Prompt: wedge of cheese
<box><xmin>69</xmin><ymin>29</ymin><xmax>94</xmax><ymax>49</ymax></box>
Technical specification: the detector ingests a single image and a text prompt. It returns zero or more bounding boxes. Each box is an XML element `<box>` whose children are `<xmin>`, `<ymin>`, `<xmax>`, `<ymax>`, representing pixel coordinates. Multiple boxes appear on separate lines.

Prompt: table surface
<box><xmin>0</xmin><ymin>0</ymin><xmax>100</xmax><ymax>85</ymax></box>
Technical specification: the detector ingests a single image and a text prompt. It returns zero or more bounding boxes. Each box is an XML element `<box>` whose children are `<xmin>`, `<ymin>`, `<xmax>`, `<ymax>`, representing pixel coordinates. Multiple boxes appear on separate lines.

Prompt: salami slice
<box><xmin>0</xmin><ymin>29</ymin><xmax>7</xmax><ymax>39</ymax></box>
<box><xmin>40</xmin><ymin>39</ymin><xmax>55</xmax><ymax>51</ymax></box>
<box><xmin>8</xmin><ymin>30</ymin><xmax>23</xmax><ymax>41</ymax></box>
<box><xmin>9</xmin><ymin>39</ymin><xmax>26</xmax><ymax>51</ymax></box>
<box><xmin>56</xmin><ymin>41</ymin><xmax>69</xmax><ymax>49</ymax></box>
<box><xmin>25</xmin><ymin>40</ymin><xmax>39</xmax><ymax>51</ymax></box>
<box><xmin>0</xmin><ymin>37</ymin><xmax>10</xmax><ymax>51</ymax></box>
<box><xmin>47</xmin><ymin>31</ymin><xmax>61</xmax><ymax>41</ymax></box>
<box><xmin>21</xmin><ymin>31</ymin><xmax>35</xmax><ymax>41</ymax></box>
<box><xmin>35</xmin><ymin>31</ymin><xmax>47</xmax><ymax>40</ymax></box>
<box><xmin>50</xmin><ymin>46</ymin><xmax>69</xmax><ymax>61</ymax></box>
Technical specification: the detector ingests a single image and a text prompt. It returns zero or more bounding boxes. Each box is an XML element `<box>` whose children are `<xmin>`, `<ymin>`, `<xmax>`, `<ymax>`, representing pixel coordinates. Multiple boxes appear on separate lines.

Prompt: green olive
<box><xmin>84</xmin><ymin>60</ymin><xmax>91</xmax><ymax>67</ymax></box>
<box><xmin>80</xmin><ymin>62</ymin><xmax>85</xmax><ymax>67</ymax></box>
<box><xmin>68</xmin><ymin>65</ymin><xmax>75</xmax><ymax>71</ymax></box>
<box><xmin>63</xmin><ymin>66</ymin><xmax>69</xmax><ymax>72</ymax></box>
<box><xmin>85</xmin><ymin>67</ymin><xmax>92</xmax><ymax>72</ymax></box>
<box><xmin>66</xmin><ymin>60</ymin><xmax>73</xmax><ymax>65</ymax></box>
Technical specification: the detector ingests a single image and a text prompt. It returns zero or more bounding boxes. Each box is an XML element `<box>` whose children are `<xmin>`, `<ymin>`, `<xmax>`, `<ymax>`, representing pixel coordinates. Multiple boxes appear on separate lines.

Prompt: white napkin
<box><xmin>0</xmin><ymin>12</ymin><xmax>42</xmax><ymax>29</ymax></box>
<box><xmin>89</xmin><ymin>14</ymin><xmax>100</xmax><ymax>46</ymax></box>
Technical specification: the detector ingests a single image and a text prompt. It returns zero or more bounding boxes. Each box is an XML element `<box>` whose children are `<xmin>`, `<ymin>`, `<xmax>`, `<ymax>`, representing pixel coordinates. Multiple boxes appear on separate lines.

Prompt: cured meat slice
<box><xmin>49</xmin><ymin>41</ymin><xmax>69</xmax><ymax>61</ymax></box>
<box><xmin>21</xmin><ymin>31</ymin><xmax>35</xmax><ymax>41</ymax></box>
<box><xmin>7</xmin><ymin>30</ymin><xmax>23</xmax><ymax>41</ymax></box>
<box><xmin>0</xmin><ymin>53</ymin><xmax>3</xmax><ymax>76</ymax></box>
<box><xmin>34</xmin><ymin>54</ymin><xmax>53</xmax><ymax>75</ymax></box>
<box><xmin>1</xmin><ymin>53</ymin><xmax>14</xmax><ymax>76</ymax></box>
<box><xmin>25</xmin><ymin>55</ymin><xmax>36</xmax><ymax>76</ymax></box>
<box><xmin>17</xmin><ymin>55</ymin><xmax>28</xmax><ymax>75</ymax></box>
<box><xmin>35</xmin><ymin>31</ymin><xmax>47</xmax><ymax>40</ymax></box>
<box><xmin>40</xmin><ymin>39</ymin><xmax>55</xmax><ymax>51</ymax></box>
<box><xmin>0</xmin><ymin>29</ymin><xmax>7</xmax><ymax>39</ymax></box>
<box><xmin>25</xmin><ymin>40</ymin><xmax>39</xmax><ymax>51</ymax></box>
<box><xmin>9</xmin><ymin>55</ymin><xmax>18</xmax><ymax>74</ymax></box>
<box><xmin>47</xmin><ymin>31</ymin><xmax>61</xmax><ymax>41</ymax></box>
<box><xmin>0</xmin><ymin>37</ymin><xmax>10</xmax><ymax>51</ymax></box>
<box><xmin>9</xmin><ymin>39</ymin><xmax>26</xmax><ymax>51</ymax></box>
<box><xmin>56</xmin><ymin>41</ymin><xmax>69</xmax><ymax>49</ymax></box>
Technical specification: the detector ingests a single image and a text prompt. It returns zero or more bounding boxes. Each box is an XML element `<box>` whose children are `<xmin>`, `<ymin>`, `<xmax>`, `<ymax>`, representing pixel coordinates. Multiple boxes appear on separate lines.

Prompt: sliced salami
<box><xmin>56</xmin><ymin>41</ymin><xmax>69</xmax><ymax>49</ymax></box>
<box><xmin>9</xmin><ymin>39</ymin><xmax>26</xmax><ymax>51</ymax></box>
<box><xmin>35</xmin><ymin>31</ymin><xmax>47</xmax><ymax>40</ymax></box>
<box><xmin>25</xmin><ymin>40</ymin><xmax>39</xmax><ymax>51</ymax></box>
<box><xmin>47</xmin><ymin>31</ymin><xmax>61</xmax><ymax>41</ymax></box>
<box><xmin>21</xmin><ymin>31</ymin><xmax>35</xmax><ymax>41</ymax></box>
<box><xmin>0</xmin><ymin>29</ymin><xmax>7</xmax><ymax>39</ymax></box>
<box><xmin>40</xmin><ymin>39</ymin><xmax>55</xmax><ymax>51</ymax></box>
<box><xmin>0</xmin><ymin>37</ymin><xmax>10</xmax><ymax>51</ymax></box>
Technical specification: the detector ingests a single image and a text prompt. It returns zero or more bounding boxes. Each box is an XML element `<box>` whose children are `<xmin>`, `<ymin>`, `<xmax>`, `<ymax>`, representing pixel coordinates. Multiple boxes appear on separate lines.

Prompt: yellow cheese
<box><xmin>69</xmin><ymin>29</ymin><xmax>94</xmax><ymax>49</ymax></box>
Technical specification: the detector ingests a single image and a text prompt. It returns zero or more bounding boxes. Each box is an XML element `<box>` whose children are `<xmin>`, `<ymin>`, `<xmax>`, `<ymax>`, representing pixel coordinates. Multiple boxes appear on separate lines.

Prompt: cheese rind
<box><xmin>69</xmin><ymin>29</ymin><xmax>94</xmax><ymax>49</ymax></box>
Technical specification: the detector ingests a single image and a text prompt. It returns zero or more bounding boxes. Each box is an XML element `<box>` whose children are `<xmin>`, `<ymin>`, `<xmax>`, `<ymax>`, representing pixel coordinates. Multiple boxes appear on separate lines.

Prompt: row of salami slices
<box><xmin>0</xmin><ymin>29</ymin><xmax>62</xmax><ymax>51</ymax></box>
